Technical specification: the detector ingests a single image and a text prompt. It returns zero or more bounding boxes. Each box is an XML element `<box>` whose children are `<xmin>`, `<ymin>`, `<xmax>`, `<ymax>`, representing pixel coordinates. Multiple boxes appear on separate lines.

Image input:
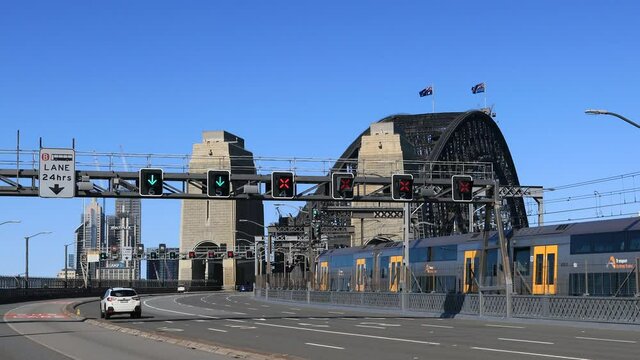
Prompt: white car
<box><xmin>177</xmin><ymin>285</ymin><xmax>186</xmax><ymax>293</ymax></box>
<box><xmin>100</xmin><ymin>287</ymin><xmax>141</xmax><ymax>319</ymax></box>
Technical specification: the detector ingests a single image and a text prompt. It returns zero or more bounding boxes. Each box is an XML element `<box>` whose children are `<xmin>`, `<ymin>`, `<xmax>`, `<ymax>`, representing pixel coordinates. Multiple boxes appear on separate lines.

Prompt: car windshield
<box><xmin>111</xmin><ymin>289</ymin><xmax>137</xmax><ymax>297</ymax></box>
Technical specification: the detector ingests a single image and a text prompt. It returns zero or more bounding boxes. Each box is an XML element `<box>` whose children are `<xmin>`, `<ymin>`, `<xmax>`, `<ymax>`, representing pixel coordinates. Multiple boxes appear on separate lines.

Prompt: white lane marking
<box><xmin>248</xmin><ymin>308</ymin><xmax>259</xmax><ymax>310</ymax></box>
<box><xmin>208</xmin><ymin>328</ymin><xmax>228</xmax><ymax>333</ymax></box>
<box><xmin>197</xmin><ymin>314</ymin><xmax>219</xmax><ymax>319</ymax></box>
<box><xmin>289</xmin><ymin>307</ymin><xmax>301</xmax><ymax>310</ymax></box>
<box><xmin>193</xmin><ymin>319</ymin><xmax>207</xmax><ymax>323</ymax></box>
<box><xmin>158</xmin><ymin>327</ymin><xmax>184</xmax><ymax>332</ymax></box>
<box><xmin>225</xmin><ymin>305</ymin><xmax>231</xmax><ymax>307</ymax></box>
<box><xmin>575</xmin><ymin>336</ymin><xmax>636</xmax><ymax>344</ymax></box>
<box><xmin>255</xmin><ymin>323</ymin><xmax>439</xmax><ymax>346</ymax></box>
<box><xmin>299</xmin><ymin>322</ymin><xmax>330</xmax><ymax>328</ymax></box>
<box><xmin>485</xmin><ymin>324</ymin><xmax>525</xmax><ymax>329</ymax></box>
<box><xmin>421</xmin><ymin>324</ymin><xmax>454</xmax><ymax>329</ymax></box>
<box><xmin>281</xmin><ymin>311</ymin><xmax>296</xmax><ymax>314</ymax></box>
<box><xmin>305</xmin><ymin>342</ymin><xmax>344</xmax><ymax>350</ymax></box>
<box><xmin>164</xmin><ymin>321</ymin><xmax>174</xmax><ymax>324</ymax></box>
<box><xmin>360</xmin><ymin>322</ymin><xmax>401</xmax><ymax>327</ymax></box>
<box><xmin>499</xmin><ymin>338</ymin><xmax>554</xmax><ymax>345</ymax></box>
<box><xmin>356</xmin><ymin>325</ymin><xmax>385</xmax><ymax>329</ymax></box>
<box><xmin>284</xmin><ymin>318</ymin><xmax>300</xmax><ymax>321</ymax></box>
<box><xmin>471</xmin><ymin>347</ymin><xmax>589</xmax><ymax>360</ymax></box>
<box><xmin>143</xmin><ymin>299</ymin><xmax>196</xmax><ymax>317</ymax></box>
<box><xmin>255</xmin><ymin>318</ymin><xmax>266</xmax><ymax>321</ymax></box>
<box><xmin>226</xmin><ymin>319</ymin><xmax>246</xmax><ymax>323</ymax></box>
<box><xmin>232</xmin><ymin>312</ymin><xmax>247</xmax><ymax>315</ymax></box>
<box><xmin>328</xmin><ymin>311</ymin><xmax>344</xmax><ymax>315</ymax></box>
<box><xmin>261</xmin><ymin>305</ymin><xmax>270</xmax><ymax>307</ymax></box>
<box><xmin>245</xmin><ymin>303</ymin><xmax>251</xmax><ymax>305</ymax></box>
<box><xmin>225</xmin><ymin>325</ymin><xmax>256</xmax><ymax>329</ymax></box>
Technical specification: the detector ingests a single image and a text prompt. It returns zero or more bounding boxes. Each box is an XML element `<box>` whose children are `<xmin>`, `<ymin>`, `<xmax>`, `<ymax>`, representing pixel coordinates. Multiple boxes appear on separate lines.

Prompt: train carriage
<box><xmin>316</xmin><ymin>217</ymin><xmax>640</xmax><ymax>296</ymax></box>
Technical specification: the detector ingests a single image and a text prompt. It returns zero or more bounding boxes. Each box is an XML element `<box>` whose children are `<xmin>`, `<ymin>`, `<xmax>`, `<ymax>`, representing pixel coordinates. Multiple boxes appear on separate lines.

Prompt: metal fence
<box><xmin>257</xmin><ymin>289</ymin><xmax>640</xmax><ymax>324</ymax></box>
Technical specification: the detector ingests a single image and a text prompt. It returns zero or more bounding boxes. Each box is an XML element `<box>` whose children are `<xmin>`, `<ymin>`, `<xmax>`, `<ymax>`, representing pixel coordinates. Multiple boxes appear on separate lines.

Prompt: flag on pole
<box><xmin>471</xmin><ymin>82</ymin><xmax>485</xmax><ymax>94</ymax></box>
<box><xmin>419</xmin><ymin>86</ymin><xmax>433</xmax><ymax>97</ymax></box>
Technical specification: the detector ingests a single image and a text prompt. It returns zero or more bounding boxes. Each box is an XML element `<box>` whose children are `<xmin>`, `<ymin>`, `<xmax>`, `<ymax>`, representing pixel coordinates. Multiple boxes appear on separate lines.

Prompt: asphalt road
<box><xmin>77</xmin><ymin>292</ymin><xmax>640</xmax><ymax>360</ymax></box>
<box><xmin>0</xmin><ymin>298</ymin><xmax>242</xmax><ymax>360</ymax></box>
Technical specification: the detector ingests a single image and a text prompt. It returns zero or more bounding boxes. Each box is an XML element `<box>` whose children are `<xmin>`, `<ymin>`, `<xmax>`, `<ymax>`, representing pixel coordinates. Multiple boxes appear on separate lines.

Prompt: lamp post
<box><xmin>24</xmin><ymin>231</ymin><xmax>52</xmax><ymax>288</ymax></box>
<box><xmin>585</xmin><ymin>109</ymin><xmax>640</xmax><ymax>129</ymax></box>
<box><xmin>238</xmin><ymin>220</ymin><xmax>269</xmax><ymax>291</ymax></box>
<box><xmin>63</xmin><ymin>240</ymin><xmax>76</xmax><ymax>288</ymax></box>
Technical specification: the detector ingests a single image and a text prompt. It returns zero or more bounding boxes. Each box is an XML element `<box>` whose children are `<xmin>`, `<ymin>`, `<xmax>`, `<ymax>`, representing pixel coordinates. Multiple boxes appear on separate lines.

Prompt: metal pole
<box><xmin>254</xmin><ymin>240</ymin><xmax>258</xmax><ymax>293</ymax></box>
<box><xmin>494</xmin><ymin>182</ymin><xmax>513</xmax><ymax>318</ymax></box>
<box><xmin>635</xmin><ymin>258</ymin><xmax>639</xmax><ymax>297</ymax></box>
<box><xmin>402</xmin><ymin>202</ymin><xmax>410</xmax><ymax>311</ymax></box>
<box><xmin>64</xmin><ymin>244</ymin><xmax>68</xmax><ymax>288</ymax></box>
<box><xmin>25</xmin><ymin>236</ymin><xmax>29</xmax><ymax>289</ymax></box>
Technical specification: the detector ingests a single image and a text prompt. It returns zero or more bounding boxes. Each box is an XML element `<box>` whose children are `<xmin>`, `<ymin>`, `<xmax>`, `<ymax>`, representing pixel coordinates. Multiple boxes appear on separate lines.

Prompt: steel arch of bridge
<box><xmin>330</xmin><ymin>110</ymin><xmax>528</xmax><ymax>236</ymax></box>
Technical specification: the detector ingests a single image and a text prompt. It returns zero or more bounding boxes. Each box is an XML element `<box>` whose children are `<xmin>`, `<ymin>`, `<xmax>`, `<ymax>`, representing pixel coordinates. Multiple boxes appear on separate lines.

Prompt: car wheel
<box><xmin>135</xmin><ymin>310</ymin><xmax>142</xmax><ymax>318</ymax></box>
<box><xmin>130</xmin><ymin>312</ymin><xmax>136</xmax><ymax>319</ymax></box>
<box><xmin>105</xmin><ymin>311</ymin><xmax>111</xmax><ymax>320</ymax></box>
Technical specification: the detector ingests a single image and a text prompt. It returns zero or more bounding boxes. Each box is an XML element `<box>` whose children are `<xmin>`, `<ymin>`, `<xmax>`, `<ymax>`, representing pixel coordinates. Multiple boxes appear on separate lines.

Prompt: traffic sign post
<box><xmin>207</xmin><ymin>170</ymin><xmax>231</xmax><ymax>198</ymax></box>
<box><xmin>391</xmin><ymin>174</ymin><xmax>414</xmax><ymax>201</ymax></box>
<box><xmin>139</xmin><ymin>168</ymin><xmax>163</xmax><ymax>197</ymax></box>
<box><xmin>452</xmin><ymin>175</ymin><xmax>474</xmax><ymax>202</ymax></box>
<box><xmin>39</xmin><ymin>148</ymin><xmax>76</xmax><ymax>198</ymax></box>
<box><xmin>271</xmin><ymin>171</ymin><xmax>295</xmax><ymax>199</ymax></box>
<box><xmin>331</xmin><ymin>172</ymin><xmax>354</xmax><ymax>200</ymax></box>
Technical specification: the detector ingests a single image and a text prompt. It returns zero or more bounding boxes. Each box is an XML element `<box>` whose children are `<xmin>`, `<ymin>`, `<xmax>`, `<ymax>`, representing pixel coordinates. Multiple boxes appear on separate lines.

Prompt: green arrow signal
<box><xmin>215</xmin><ymin>176</ymin><xmax>225</xmax><ymax>187</ymax></box>
<box><xmin>148</xmin><ymin>174</ymin><xmax>158</xmax><ymax>185</ymax></box>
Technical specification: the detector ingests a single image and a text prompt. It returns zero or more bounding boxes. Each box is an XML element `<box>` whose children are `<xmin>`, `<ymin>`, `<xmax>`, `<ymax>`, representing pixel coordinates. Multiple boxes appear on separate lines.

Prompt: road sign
<box><xmin>391</xmin><ymin>174</ymin><xmax>414</xmax><ymax>201</ymax></box>
<box><xmin>331</xmin><ymin>172</ymin><xmax>354</xmax><ymax>200</ymax></box>
<box><xmin>39</xmin><ymin>148</ymin><xmax>75</xmax><ymax>198</ymax></box>
<box><xmin>139</xmin><ymin>168</ymin><xmax>163</xmax><ymax>197</ymax></box>
<box><xmin>271</xmin><ymin>171</ymin><xmax>295</xmax><ymax>199</ymax></box>
<box><xmin>121</xmin><ymin>247</ymin><xmax>133</xmax><ymax>261</ymax></box>
<box><xmin>207</xmin><ymin>170</ymin><xmax>231</xmax><ymax>198</ymax></box>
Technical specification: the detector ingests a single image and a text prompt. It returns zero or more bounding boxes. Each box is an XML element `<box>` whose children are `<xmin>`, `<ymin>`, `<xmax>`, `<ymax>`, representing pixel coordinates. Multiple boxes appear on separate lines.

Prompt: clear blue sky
<box><xmin>1</xmin><ymin>1</ymin><xmax>639</xmax><ymax>277</ymax></box>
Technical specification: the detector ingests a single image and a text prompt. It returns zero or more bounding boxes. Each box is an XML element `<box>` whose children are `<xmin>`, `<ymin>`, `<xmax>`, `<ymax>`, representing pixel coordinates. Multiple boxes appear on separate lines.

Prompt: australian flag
<box><xmin>471</xmin><ymin>82</ymin><xmax>485</xmax><ymax>94</ymax></box>
<box><xmin>419</xmin><ymin>86</ymin><xmax>433</xmax><ymax>97</ymax></box>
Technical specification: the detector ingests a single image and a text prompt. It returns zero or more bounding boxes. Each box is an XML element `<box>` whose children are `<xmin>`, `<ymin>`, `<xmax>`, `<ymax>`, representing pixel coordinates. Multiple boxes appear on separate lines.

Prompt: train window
<box><xmin>535</xmin><ymin>254</ymin><xmax>544</xmax><ymax>285</ymax></box>
<box><xmin>571</xmin><ymin>232</ymin><xmax>626</xmax><ymax>254</ymax></box>
<box><xmin>429</xmin><ymin>245</ymin><xmax>457</xmax><ymax>261</ymax></box>
<box><xmin>514</xmin><ymin>247</ymin><xmax>530</xmax><ymax>276</ymax></box>
<box><xmin>410</xmin><ymin>247</ymin><xmax>428</xmax><ymax>262</ymax></box>
<box><xmin>628</xmin><ymin>231</ymin><xmax>640</xmax><ymax>251</ymax></box>
<box><xmin>547</xmin><ymin>254</ymin><xmax>555</xmax><ymax>285</ymax></box>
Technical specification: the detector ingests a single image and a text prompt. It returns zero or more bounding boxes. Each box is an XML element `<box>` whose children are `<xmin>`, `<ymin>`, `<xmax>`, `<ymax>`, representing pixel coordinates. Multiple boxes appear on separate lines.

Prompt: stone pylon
<box><xmin>351</xmin><ymin>122</ymin><xmax>410</xmax><ymax>246</ymax></box>
<box><xmin>179</xmin><ymin>131</ymin><xmax>263</xmax><ymax>290</ymax></box>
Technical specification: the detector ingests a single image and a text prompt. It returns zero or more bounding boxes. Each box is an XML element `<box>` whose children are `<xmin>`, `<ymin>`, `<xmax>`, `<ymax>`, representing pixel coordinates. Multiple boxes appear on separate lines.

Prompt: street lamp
<box><xmin>63</xmin><ymin>240</ymin><xmax>76</xmax><ymax>288</ymax></box>
<box><xmin>24</xmin><ymin>231</ymin><xmax>52</xmax><ymax>288</ymax></box>
<box><xmin>585</xmin><ymin>109</ymin><xmax>640</xmax><ymax>129</ymax></box>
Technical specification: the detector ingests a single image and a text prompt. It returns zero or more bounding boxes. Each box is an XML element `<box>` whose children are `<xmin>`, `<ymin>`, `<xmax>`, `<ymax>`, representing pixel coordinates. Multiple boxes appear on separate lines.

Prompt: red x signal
<box><xmin>400</xmin><ymin>179</ymin><xmax>412</xmax><ymax>192</ymax></box>
<box><xmin>278</xmin><ymin>177</ymin><xmax>291</xmax><ymax>189</ymax></box>
<box><xmin>340</xmin><ymin>178</ymin><xmax>352</xmax><ymax>190</ymax></box>
<box><xmin>458</xmin><ymin>181</ymin><xmax>472</xmax><ymax>193</ymax></box>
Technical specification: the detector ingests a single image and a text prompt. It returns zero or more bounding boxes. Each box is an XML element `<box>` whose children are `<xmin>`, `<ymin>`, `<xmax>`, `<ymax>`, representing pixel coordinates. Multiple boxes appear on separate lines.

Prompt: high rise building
<box><xmin>75</xmin><ymin>199</ymin><xmax>105</xmax><ymax>279</ymax></box>
<box><xmin>99</xmin><ymin>199</ymin><xmax>142</xmax><ymax>280</ymax></box>
<box><xmin>146</xmin><ymin>247</ymin><xmax>179</xmax><ymax>281</ymax></box>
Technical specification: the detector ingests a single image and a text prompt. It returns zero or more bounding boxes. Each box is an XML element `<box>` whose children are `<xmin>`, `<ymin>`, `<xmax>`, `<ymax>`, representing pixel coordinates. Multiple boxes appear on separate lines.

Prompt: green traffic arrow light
<box><xmin>148</xmin><ymin>174</ymin><xmax>157</xmax><ymax>185</ymax></box>
<box><xmin>215</xmin><ymin>176</ymin><xmax>225</xmax><ymax>187</ymax></box>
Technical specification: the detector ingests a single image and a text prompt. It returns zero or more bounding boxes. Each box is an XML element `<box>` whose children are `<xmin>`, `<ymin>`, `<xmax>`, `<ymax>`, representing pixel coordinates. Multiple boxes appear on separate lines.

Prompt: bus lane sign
<box><xmin>39</xmin><ymin>148</ymin><xmax>75</xmax><ymax>198</ymax></box>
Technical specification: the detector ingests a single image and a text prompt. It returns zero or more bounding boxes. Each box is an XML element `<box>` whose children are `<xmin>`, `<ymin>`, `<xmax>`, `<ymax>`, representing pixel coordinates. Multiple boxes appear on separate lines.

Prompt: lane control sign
<box><xmin>39</xmin><ymin>148</ymin><xmax>76</xmax><ymax>198</ymax></box>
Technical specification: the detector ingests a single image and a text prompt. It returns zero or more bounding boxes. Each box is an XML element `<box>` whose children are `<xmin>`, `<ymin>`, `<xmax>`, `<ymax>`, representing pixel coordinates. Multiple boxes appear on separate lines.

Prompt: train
<box><xmin>315</xmin><ymin>217</ymin><xmax>640</xmax><ymax>296</ymax></box>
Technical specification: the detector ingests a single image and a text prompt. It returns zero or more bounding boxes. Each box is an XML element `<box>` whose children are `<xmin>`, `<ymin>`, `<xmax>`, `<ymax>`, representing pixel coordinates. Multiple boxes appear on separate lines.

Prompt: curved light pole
<box><xmin>24</xmin><ymin>231</ymin><xmax>52</xmax><ymax>288</ymax></box>
<box><xmin>585</xmin><ymin>109</ymin><xmax>640</xmax><ymax>129</ymax></box>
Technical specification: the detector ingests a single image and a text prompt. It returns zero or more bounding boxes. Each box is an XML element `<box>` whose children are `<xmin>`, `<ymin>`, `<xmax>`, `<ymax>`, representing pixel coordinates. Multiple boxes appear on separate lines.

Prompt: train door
<box><xmin>389</xmin><ymin>256</ymin><xmax>403</xmax><ymax>292</ymax></box>
<box><xmin>532</xmin><ymin>245</ymin><xmax>558</xmax><ymax>295</ymax></box>
<box><xmin>319</xmin><ymin>261</ymin><xmax>329</xmax><ymax>291</ymax></box>
<box><xmin>463</xmin><ymin>250</ymin><xmax>479</xmax><ymax>293</ymax></box>
<box><xmin>355</xmin><ymin>258</ymin><xmax>366</xmax><ymax>292</ymax></box>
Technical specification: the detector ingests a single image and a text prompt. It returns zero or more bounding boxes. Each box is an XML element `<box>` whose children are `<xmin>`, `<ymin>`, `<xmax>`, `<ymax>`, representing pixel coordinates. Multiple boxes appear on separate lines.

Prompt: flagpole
<box><xmin>484</xmin><ymin>82</ymin><xmax>487</xmax><ymax>109</ymax></box>
<box><xmin>432</xmin><ymin>83</ymin><xmax>435</xmax><ymax>113</ymax></box>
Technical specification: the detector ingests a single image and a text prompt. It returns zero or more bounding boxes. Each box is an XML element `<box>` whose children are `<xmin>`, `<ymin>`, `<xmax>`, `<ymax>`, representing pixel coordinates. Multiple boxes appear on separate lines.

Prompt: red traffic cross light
<box><xmin>227</xmin><ymin>251</ymin><xmax>234</xmax><ymax>258</ymax></box>
<box><xmin>451</xmin><ymin>175</ymin><xmax>474</xmax><ymax>202</ymax></box>
<box><xmin>391</xmin><ymin>174</ymin><xmax>414</xmax><ymax>201</ymax></box>
<box><xmin>271</xmin><ymin>171</ymin><xmax>296</xmax><ymax>199</ymax></box>
<box><xmin>331</xmin><ymin>172</ymin><xmax>354</xmax><ymax>200</ymax></box>
<box><xmin>207</xmin><ymin>251</ymin><xmax>216</xmax><ymax>258</ymax></box>
<box><xmin>188</xmin><ymin>251</ymin><xmax>196</xmax><ymax>259</ymax></box>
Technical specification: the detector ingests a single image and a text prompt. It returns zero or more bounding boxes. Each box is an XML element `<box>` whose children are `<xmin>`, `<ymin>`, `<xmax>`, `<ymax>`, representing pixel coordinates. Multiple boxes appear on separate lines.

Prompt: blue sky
<box><xmin>1</xmin><ymin>1</ymin><xmax>639</xmax><ymax>277</ymax></box>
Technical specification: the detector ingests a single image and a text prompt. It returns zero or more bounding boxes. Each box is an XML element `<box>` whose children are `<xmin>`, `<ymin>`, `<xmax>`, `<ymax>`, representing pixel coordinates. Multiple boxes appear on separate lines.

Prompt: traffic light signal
<box><xmin>110</xmin><ymin>245</ymin><xmax>118</xmax><ymax>260</ymax></box>
<box><xmin>207</xmin><ymin>251</ymin><xmax>215</xmax><ymax>258</ymax></box>
<box><xmin>100</xmin><ymin>252</ymin><xmax>107</xmax><ymax>260</ymax></box>
<box><xmin>271</xmin><ymin>171</ymin><xmax>295</xmax><ymax>199</ymax></box>
<box><xmin>207</xmin><ymin>170</ymin><xmax>231</xmax><ymax>198</ymax></box>
<box><xmin>227</xmin><ymin>251</ymin><xmax>234</xmax><ymax>258</ymax></box>
<box><xmin>188</xmin><ymin>251</ymin><xmax>196</xmax><ymax>259</ymax></box>
<box><xmin>150</xmin><ymin>252</ymin><xmax>158</xmax><ymax>259</ymax></box>
<box><xmin>246</xmin><ymin>250</ymin><xmax>253</xmax><ymax>258</ymax></box>
<box><xmin>452</xmin><ymin>175</ymin><xmax>474</xmax><ymax>202</ymax></box>
<box><xmin>331</xmin><ymin>173</ymin><xmax>354</xmax><ymax>200</ymax></box>
<box><xmin>139</xmin><ymin>168</ymin><xmax>163</xmax><ymax>197</ymax></box>
<box><xmin>158</xmin><ymin>243</ymin><xmax>166</xmax><ymax>254</ymax></box>
<box><xmin>312</xmin><ymin>208</ymin><xmax>320</xmax><ymax>221</ymax></box>
<box><xmin>169</xmin><ymin>251</ymin><xmax>177</xmax><ymax>259</ymax></box>
<box><xmin>137</xmin><ymin>244</ymin><xmax>144</xmax><ymax>256</ymax></box>
<box><xmin>391</xmin><ymin>174</ymin><xmax>414</xmax><ymax>201</ymax></box>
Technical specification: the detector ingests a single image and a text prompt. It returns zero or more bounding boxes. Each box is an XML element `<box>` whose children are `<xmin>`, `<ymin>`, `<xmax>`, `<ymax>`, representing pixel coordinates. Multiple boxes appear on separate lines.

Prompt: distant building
<box><xmin>146</xmin><ymin>247</ymin><xmax>179</xmax><ymax>281</ymax></box>
<box><xmin>67</xmin><ymin>254</ymin><xmax>75</xmax><ymax>269</ymax></box>
<box><xmin>75</xmin><ymin>199</ymin><xmax>105</xmax><ymax>279</ymax></box>
<box><xmin>99</xmin><ymin>198</ymin><xmax>142</xmax><ymax>280</ymax></box>
<box><xmin>57</xmin><ymin>269</ymin><xmax>76</xmax><ymax>279</ymax></box>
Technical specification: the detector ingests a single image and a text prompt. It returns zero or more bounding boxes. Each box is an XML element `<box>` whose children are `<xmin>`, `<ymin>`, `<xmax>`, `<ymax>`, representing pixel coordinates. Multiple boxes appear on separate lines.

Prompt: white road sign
<box><xmin>39</xmin><ymin>148</ymin><xmax>75</xmax><ymax>198</ymax></box>
<box><xmin>122</xmin><ymin>246</ymin><xmax>133</xmax><ymax>261</ymax></box>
